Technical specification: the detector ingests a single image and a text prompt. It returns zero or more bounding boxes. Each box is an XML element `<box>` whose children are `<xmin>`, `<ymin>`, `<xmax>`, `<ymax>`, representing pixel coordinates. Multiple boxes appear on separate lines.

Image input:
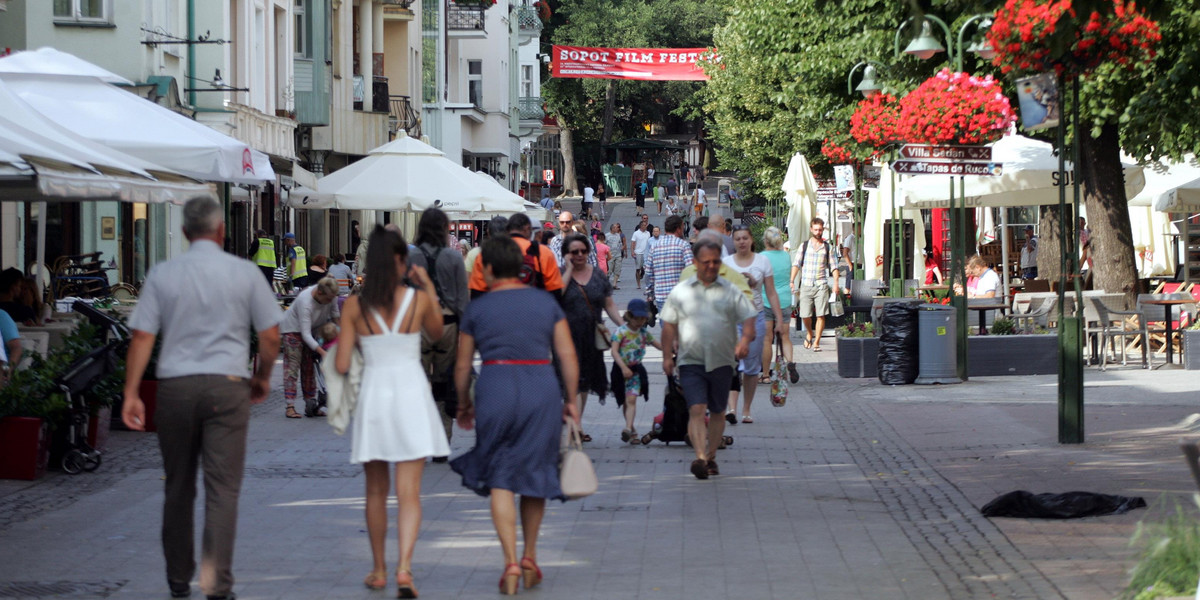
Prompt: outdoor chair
<box><xmin>1011</xmin><ymin>296</ymin><xmax>1057</xmax><ymax>334</ymax></box>
<box><xmin>1137</xmin><ymin>292</ymin><xmax>1191</xmax><ymax>357</ymax></box>
<box><xmin>1090</xmin><ymin>297</ymin><xmax>1150</xmax><ymax>370</ymax></box>
<box><xmin>847</xmin><ymin>279</ymin><xmax>885</xmax><ymax>320</ymax></box>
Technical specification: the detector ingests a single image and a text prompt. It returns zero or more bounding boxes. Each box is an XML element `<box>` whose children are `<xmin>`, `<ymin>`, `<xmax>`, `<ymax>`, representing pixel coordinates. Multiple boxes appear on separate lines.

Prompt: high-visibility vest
<box><xmin>253</xmin><ymin>238</ymin><xmax>276</xmax><ymax>268</ymax></box>
<box><xmin>290</xmin><ymin>246</ymin><xmax>308</xmax><ymax>279</ymax></box>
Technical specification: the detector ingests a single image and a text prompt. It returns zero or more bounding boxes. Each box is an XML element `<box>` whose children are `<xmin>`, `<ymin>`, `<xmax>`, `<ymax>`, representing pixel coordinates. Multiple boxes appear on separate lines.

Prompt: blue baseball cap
<box><xmin>626</xmin><ymin>298</ymin><xmax>650</xmax><ymax>318</ymax></box>
<box><xmin>283</xmin><ymin>232</ymin><xmax>296</xmax><ymax>239</ymax></box>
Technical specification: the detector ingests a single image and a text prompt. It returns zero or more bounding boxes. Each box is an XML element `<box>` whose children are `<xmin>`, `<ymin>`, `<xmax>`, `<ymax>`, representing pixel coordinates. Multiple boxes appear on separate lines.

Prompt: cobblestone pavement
<box><xmin>1</xmin><ymin>197</ymin><xmax>1197</xmax><ymax>599</ymax></box>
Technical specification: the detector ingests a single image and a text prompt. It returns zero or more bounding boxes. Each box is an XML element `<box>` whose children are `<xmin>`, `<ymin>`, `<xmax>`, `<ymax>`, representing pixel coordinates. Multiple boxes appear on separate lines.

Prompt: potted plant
<box><xmin>835</xmin><ymin>322</ymin><xmax>877</xmax><ymax>378</ymax></box>
<box><xmin>1183</xmin><ymin>321</ymin><xmax>1200</xmax><ymax>371</ymax></box>
<box><xmin>0</xmin><ymin>351</ymin><xmax>70</xmax><ymax>480</ymax></box>
<box><xmin>967</xmin><ymin>316</ymin><xmax>1058</xmax><ymax>376</ymax></box>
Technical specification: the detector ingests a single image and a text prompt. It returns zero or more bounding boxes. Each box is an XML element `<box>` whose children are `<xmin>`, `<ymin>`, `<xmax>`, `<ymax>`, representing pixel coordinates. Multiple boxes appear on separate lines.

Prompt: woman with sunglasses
<box><xmin>722</xmin><ymin>225</ymin><xmax>785</xmax><ymax>424</ymax></box>
<box><xmin>560</xmin><ymin>233</ymin><xmax>624</xmax><ymax>441</ymax></box>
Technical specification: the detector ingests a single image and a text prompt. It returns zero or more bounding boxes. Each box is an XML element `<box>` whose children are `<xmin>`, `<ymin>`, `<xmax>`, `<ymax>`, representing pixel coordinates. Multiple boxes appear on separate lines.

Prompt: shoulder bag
<box><xmin>559</xmin><ymin>419</ymin><xmax>598</xmax><ymax>499</ymax></box>
<box><xmin>575</xmin><ymin>279</ymin><xmax>611</xmax><ymax>349</ymax></box>
<box><xmin>322</xmin><ymin>342</ymin><xmax>364</xmax><ymax>435</ymax></box>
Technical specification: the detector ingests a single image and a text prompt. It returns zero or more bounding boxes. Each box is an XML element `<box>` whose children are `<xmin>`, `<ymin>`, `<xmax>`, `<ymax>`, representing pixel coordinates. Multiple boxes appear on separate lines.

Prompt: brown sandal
<box><xmin>285</xmin><ymin>406</ymin><xmax>302</xmax><ymax>419</ymax></box>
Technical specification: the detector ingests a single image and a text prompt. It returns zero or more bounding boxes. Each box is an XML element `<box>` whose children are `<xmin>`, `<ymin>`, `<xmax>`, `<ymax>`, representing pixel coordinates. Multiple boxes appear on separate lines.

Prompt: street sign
<box><xmin>899</xmin><ymin>144</ymin><xmax>992</xmax><ymax>161</ymax></box>
<box><xmin>543</xmin><ymin>169</ymin><xmax>554</xmax><ymax>184</ymax></box>
<box><xmin>892</xmin><ymin>160</ymin><xmax>1003</xmax><ymax>176</ymax></box>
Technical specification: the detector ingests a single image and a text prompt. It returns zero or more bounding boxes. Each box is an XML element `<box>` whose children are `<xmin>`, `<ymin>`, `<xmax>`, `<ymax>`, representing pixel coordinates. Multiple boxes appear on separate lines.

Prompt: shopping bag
<box><xmin>770</xmin><ymin>339</ymin><xmax>788</xmax><ymax>407</ymax></box>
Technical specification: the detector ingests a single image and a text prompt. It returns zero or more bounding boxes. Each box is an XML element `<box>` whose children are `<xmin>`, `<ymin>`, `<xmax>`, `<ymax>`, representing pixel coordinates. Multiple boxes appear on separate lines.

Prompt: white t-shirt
<box><xmin>694</xmin><ymin>188</ymin><xmax>706</xmax><ymax>205</ymax></box>
<box><xmin>631</xmin><ymin>229</ymin><xmax>652</xmax><ymax>256</ymax></box>
<box><xmin>723</xmin><ymin>253</ymin><xmax>773</xmax><ymax>314</ymax></box>
<box><xmin>1020</xmin><ymin>236</ymin><xmax>1038</xmax><ymax>268</ymax></box>
<box><xmin>583</xmin><ymin>186</ymin><xmax>594</xmax><ymax>203</ymax></box>
<box><xmin>969</xmin><ymin>268</ymin><xmax>1001</xmax><ymax>297</ymax></box>
<box><xmin>842</xmin><ymin>233</ymin><xmax>858</xmax><ymax>264</ymax></box>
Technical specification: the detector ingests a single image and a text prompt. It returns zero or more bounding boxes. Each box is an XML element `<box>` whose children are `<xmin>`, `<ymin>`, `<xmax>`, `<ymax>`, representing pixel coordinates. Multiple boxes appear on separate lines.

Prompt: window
<box><xmin>294</xmin><ymin>0</ymin><xmax>309</xmax><ymax>58</ymax></box>
<box><xmin>468</xmin><ymin>60</ymin><xmax>483</xmax><ymax>108</ymax></box>
<box><xmin>521</xmin><ymin>65</ymin><xmax>533</xmax><ymax>97</ymax></box>
<box><xmin>54</xmin><ymin>0</ymin><xmax>112</xmax><ymax>24</ymax></box>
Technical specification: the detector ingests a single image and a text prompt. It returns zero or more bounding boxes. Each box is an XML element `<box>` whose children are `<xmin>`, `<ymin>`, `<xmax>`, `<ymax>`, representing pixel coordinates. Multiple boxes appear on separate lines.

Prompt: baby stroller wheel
<box><xmin>640</xmin><ymin>433</ymin><xmax>654</xmax><ymax>445</ymax></box>
<box><xmin>723</xmin><ymin>435</ymin><xmax>733</xmax><ymax>447</ymax></box>
<box><xmin>82</xmin><ymin>452</ymin><xmax>102</xmax><ymax>472</ymax></box>
<box><xmin>62</xmin><ymin>450</ymin><xmax>86</xmax><ymax>475</ymax></box>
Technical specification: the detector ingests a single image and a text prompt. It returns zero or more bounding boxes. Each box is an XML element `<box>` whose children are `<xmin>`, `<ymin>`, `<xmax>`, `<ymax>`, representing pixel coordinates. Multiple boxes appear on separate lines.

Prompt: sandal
<box><xmin>787</xmin><ymin>362</ymin><xmax>800</xmax><ymax>384</ymax></box>
<box><xmin>396</xmin><ymin>569</ymin><xmax>418</xmax><ymax>599</ymax></box>
<box><xmin>757</xmin><ymin>373</ymin><xmax>771</xmax><ymax>384</ymax></box>
<box><xmin>724</xmin><ymin>412</ymin><xmax>737</xmax><ymax>426</ymax></box>
<box><xmin>285</xmin><ymin>406</ymin><xmax>302</xmax><ymax>419</ymax></box>
<box><xmin>520</xmin><ymin>557</ymin><xmax>543</xmax><ymax>589</ymax></box>
<box><xmin>742</xmin><ymin>416</ymin><xmax>754</xmax><ymax>424</ymax></box>
<box><xmin>363</xmin><ymin>570</ymin><xmax>387</xmax><ymax>590</ymax></box>
<box><xmin>803</xmin><ymin>337</ymin><xmax>813</xmax><ymax>349</ymax></box>
<box><xmin>628</xmin><ymin>429</ymin><xmax>641</xmax><ymax>445</ymax></box>
<box><xmin>580</xmin><ymin>432</ymin><xmax>593</xmax><ymax>443</ymax></box>
<box><xmin>690</xmin><ymin>458</ymin><xmax>709</xmax><ymax>480</ymax></box>
<box><xmin>499</xmin><ymin>563</ymin><xmax>521</xmax><ymax>595</ymax></box>
<box><xmin>621</xmin><ymin>429</ymin><xmax>632</xmax><ymax>443</ymax></box>
<box><xmin>706</xmin><ymin>459</ymin><xmax>719</xmax><ymax>476</ymax></box>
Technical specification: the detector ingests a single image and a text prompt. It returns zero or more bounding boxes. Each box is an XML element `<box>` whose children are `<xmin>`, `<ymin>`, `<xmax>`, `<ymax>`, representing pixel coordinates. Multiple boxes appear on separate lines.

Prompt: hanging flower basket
<box><xmin>850</xmin><ymin>93</ymin><xmax>901</xmax><ymax>149</ymax></box>
<box><xmin>821</xmin><ymin>129</ymin><xmax>872</xmax><ymax>166</ymax></box>
<box><xmin>986</xmin><ymin>0</ymin><xmax>1161</xmax><ymax>77</ymax></box>
<box><xmin>895</xmin><ymin>69</ymin><xmax>1015</xmax><ymax>146</ymax></box>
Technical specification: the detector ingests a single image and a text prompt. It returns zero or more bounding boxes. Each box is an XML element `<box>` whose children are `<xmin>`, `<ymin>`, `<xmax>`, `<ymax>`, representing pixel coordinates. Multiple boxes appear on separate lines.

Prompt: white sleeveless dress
<box><xmin>350</xmin><ymin>288</ymin><xmax>451</xmax><ymax>464</ymax></box>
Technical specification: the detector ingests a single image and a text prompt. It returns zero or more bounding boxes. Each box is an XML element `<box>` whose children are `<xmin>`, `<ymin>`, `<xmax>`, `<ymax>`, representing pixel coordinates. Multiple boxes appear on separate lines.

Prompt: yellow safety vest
<box><xmin>291</xmin><ymin>246</ymin><xmax>308</xmax><ymax>279</ymax></box>
<box><xmin>254</xmin><ymin>238</ymin><xmax>276</xmax><ymax>268</ymax></box>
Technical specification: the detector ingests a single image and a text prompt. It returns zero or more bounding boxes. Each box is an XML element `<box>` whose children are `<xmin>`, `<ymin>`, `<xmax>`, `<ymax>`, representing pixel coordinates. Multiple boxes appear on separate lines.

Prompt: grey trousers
<box><xmin>156</xmin><ymin>375</ymin><xmax>251</xmax><ymax>597</ymax></box>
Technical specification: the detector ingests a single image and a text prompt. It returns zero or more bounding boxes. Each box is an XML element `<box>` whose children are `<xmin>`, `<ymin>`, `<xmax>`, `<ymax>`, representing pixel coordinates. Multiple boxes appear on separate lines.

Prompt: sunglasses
<box><xmin>568</xmin><ymin>249</ymin><xmax>589</xmax><ymax>255</ymax></box>
<box><xmin>558</xmin><ymin>220</ymin><xmax>572</xmax><ymax>224</ymax></box>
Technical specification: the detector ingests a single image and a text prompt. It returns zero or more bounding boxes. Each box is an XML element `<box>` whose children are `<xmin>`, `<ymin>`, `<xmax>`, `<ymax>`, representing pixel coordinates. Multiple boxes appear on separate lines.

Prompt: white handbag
<box><xmin>559</xmin><ymin>420</ymin><xmax>598</xmax><ymax>499</ymax></box>
<box><xmin>322</xmin><ymin>342</ymin><xmax>364</xmax><ymax>436</ymax></box>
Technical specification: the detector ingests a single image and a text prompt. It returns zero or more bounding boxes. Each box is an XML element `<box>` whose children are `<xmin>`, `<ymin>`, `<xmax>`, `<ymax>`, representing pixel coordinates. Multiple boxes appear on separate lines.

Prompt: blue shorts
<box><xmin>737</xmin><ymin>312</ymin><xmax>767</xmax><ymax>376</ymax></box>
<box><xmin>678</xmin><ymin>365</ymin><xmax>734</xmax><ymax>414</ymax></box>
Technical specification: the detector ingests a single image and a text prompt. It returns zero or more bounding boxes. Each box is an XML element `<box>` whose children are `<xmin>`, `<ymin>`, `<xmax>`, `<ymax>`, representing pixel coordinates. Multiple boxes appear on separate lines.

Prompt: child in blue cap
<box><xmin>610</xmin><ymin>298</ymin><xmax>662</xmax><ymax>444</ymax></box>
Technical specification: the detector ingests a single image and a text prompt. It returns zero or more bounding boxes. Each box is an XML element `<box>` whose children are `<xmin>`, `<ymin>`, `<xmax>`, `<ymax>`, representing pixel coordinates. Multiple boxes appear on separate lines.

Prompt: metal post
<box><xmin>1057</xmin><ymin>75</ymin><xmax>1084</xmax><ymax>444</ymax></box>
<box><xmin>953</xmin><ymin>177</ymin><xmax>969</xmax><ymax>380</ymax></box>
<box><xmin>889</xmin><ymin>152</ymin><xmax>903</xmax><ymax>297</ymax></box>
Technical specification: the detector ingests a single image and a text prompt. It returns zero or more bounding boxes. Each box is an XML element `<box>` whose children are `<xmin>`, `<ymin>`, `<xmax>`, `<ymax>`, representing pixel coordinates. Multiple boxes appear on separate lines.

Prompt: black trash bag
<box><xmin>877</xmin><ymin>302</ymin><xmax>920</xmax><ymax>385</ymax></box>
<box><xmin>981</xmin><ymin>490</ymin><xmax>1147</xmax><ymax>519</ymax></box>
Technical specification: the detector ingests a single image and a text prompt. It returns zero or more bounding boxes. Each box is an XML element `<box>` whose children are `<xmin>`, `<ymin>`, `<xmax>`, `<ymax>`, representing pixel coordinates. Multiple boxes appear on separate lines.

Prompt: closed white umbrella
<box><xmin>782</xmin><ymin>153</ymin><xmax>818</xmax><ymax>263</ymax></box>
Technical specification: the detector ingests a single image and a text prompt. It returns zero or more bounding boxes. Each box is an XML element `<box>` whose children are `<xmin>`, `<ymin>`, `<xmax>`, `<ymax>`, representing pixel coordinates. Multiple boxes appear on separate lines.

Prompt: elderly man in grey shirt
<box><xmin>122</xmin><ymin>196</ymin><xmax>282</xmax><ymax>600</ymax></box>
<box><xmin>660</xmin><ymin>238</ymin><xmax>756</xmax><ymax>480</ymax></box>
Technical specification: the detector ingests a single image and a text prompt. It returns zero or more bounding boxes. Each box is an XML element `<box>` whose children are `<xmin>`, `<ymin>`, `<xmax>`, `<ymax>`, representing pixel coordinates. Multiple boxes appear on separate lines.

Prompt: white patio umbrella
<box><xmin>469</xmin><ymin>170</ymin><xmax>551</xmax><ymax>222</ymax></box>
<box><xmin>782</xmin><ymin>153</ymin><xmax>818</xmax><ymax>262</ymax></box>
<box><xmin>0</xmin><ymin>49</ymin><xmax>275</xmax><ymax>184</ymax></box>
<box><xmin>1125</xmin><ymin>155</ymin><xmax>1200</xmax><ymax>276</ymax></box>
<box><xmin>900</xmin><ymin>135</ymin><xmax>1146</xmax><ymax>208</ymax></box>
<box><xmin>864</xmin><ymin>162</ymin><xmax>926</xmax><ymax>283</ymax></box>
<box><xmin>292</xmin><ymin>136</ymin><xmax>531</xmax><ymax>215</ymax></box>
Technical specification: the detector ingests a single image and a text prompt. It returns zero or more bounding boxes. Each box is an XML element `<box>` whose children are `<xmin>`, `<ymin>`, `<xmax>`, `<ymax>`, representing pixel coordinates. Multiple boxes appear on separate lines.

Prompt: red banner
<box><xmin>551</xmin><ymin>45</ymin><xmax>711</xmax><ymax>81</ymax></box>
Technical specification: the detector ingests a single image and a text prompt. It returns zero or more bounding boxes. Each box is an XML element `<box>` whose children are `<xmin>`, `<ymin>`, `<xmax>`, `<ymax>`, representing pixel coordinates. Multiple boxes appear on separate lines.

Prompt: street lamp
<box><xmin>956</xmin><ymin>15</ymin><xmax>997</xmax><ymax>71</ymax></box>
<box><xmin>895</xmin><ymin>15</ymin><xmax>953</xmax><ymax>61</ymax></box>
<box><xmin>846</xmin><ymin>60</ymin><xmax>887</xmax><ymax>98</ymax></box>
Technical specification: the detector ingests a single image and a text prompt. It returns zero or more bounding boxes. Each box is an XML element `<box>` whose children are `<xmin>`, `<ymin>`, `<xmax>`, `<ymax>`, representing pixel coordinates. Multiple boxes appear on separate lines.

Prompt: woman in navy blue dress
<box><xmin>452</xmin><ymin>235</ymin><xmax>580</xmax><ymax>595</ymax></box>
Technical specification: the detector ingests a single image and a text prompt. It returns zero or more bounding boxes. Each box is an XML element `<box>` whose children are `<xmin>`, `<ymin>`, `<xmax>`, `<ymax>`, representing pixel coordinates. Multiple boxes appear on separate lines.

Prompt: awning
<box><xmin>0</xmin><ymin>48</ymin><xmax>275</xmax><ymax>185</ymax></box>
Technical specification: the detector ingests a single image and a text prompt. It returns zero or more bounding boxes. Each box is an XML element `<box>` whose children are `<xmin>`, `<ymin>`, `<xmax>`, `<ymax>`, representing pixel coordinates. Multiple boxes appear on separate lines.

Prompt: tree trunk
<box><xmin>558</xmin><ymin>119</ymin><xmax>579</xmax><ymax>198</ymax></box>
<box><xmin>1037</xmin><ymin>205</ymin><xmax>1067</xmax><ymax>285</ymax></box>
<box><xmin>600</xmin><ymin>80</ymin><xmax>616</xmax><ymax>146</ymax></box>
<box><xmin>1080</xmin><ymin>122</ymin><xmax>1139</xmax><ymax>308</ymax></box>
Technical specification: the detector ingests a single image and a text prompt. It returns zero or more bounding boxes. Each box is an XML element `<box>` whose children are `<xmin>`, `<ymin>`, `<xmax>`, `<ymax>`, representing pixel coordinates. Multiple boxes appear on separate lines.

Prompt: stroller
<box><xmin>640</xmin><ymin>375</ymin><xmax>733</xmax><ymax>449</ymax></box>
<box><xmin>59</xmin><ymin>301</ymin><xmax>129</xmax><ymax>474</ymax></box>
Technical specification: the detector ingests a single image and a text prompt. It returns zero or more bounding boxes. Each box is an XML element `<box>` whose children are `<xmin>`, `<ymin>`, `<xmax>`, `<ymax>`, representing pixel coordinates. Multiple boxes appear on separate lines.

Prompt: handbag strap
<box><xmin>565</xmin><ymin>418</ymin><xmax>584</xmax><ymax>450</ymax></box>
<box><xmin>574</xmin><ymin>277</ymin><xmax>600</xmax><ymax>321</ymax></box>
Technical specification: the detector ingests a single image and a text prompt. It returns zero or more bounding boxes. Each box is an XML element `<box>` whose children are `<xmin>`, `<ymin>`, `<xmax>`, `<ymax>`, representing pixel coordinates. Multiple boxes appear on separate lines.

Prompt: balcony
<box><xmin>196</xmin><ymin>103</ymin><xmax>297</xmax><ymax>160</ymax></box>
<box><xmin>310</xmin><ymin>108</ymin><xmax>390</xmax><ymax>156</ymax></box>
<box><xmin>389</xmin><ymin>95</ymin><xmax>421</xmax><ymax>139</ymax></box>
<box><xmin>381</xmin><ymin>0</ymin><xmax>415</xmax><ymax>20</ymax></box>
<box><xmin>517</xmin><ymin>96</ymin><xmax>544</xmax><ymax>121</ymax></box>
<box><xmin>448</xmin><ymin>2</ymin><xmax>486</xmax><ymax>38</ymax></box>
<box><xmin>515</xmin><ymin>6</ymin><xmax>542</xmax><ymax>43</ymax></box>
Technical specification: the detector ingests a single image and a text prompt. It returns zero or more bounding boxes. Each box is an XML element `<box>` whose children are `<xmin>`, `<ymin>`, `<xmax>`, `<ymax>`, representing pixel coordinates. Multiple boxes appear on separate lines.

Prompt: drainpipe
<box><xmin>187</xmin><ymin>0</ymin><xmax>196</xmax><ymax>107</ymax></box>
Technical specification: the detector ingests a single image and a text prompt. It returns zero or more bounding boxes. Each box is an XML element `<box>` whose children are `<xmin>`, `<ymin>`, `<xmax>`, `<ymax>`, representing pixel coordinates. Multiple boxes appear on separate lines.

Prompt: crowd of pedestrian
<box><xmin>121</xmin><ymin>192</ymin><xmax>845</xmax><ymax>600</ymax></box>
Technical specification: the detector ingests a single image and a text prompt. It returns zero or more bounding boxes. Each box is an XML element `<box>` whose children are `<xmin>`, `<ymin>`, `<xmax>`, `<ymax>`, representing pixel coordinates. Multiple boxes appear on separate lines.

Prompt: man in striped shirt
<box><xmin>644</xmin><ymin>215</ymin><xmax>693</xmax><ymax>311</ymax></box>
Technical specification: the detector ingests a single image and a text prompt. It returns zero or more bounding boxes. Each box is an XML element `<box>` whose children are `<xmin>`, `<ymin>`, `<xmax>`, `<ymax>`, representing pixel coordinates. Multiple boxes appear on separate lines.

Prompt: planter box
<box><xmin>1184</xmin><ymin>330</ymin><xmax>1200</xmax><ymax>370</ymax></box>
<box><xmin>836</xmin><ymin>336</ymin><xmax>879</xmax><ymax>378</ymax></box>
<box><xmin>0</xmin><ymin>417</ymin><xmax>51</xmax><ymax>480</ymax></box>
<box><xmin>87</xmin><ymin>405</ymin><xmax>111</xmax><ymax>451</ymax></box>
<box><xmin>967</xmin><ymin>334</ymin><xmax>1058</xmax><ymax>376</ymax></box>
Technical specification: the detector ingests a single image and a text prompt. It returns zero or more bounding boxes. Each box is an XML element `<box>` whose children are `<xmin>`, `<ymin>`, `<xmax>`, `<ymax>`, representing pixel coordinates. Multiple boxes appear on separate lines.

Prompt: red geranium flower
<box><xmin>894</xmin><ymin>69</ymin><xmax>1015</xmax><ymax>145</ymax></box>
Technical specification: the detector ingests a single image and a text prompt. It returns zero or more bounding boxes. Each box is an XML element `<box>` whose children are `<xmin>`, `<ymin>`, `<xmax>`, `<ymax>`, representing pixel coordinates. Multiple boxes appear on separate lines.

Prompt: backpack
<box><xmin>517</xmin><ymin>239</ymin><xmax>546</xmax><ymax>289</ymax></box>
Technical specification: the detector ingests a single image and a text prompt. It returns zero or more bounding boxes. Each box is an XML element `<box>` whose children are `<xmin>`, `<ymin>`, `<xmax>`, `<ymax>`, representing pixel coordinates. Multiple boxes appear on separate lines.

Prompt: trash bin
<box><xmin>877</xmin><ymin>300</ymin><xmax>922</xmax><ymax>385</ymax></box>
<box><xmin>915</xmin><ymin>304</ymin><xmax>961</xmax><ymax>384</ymax></box>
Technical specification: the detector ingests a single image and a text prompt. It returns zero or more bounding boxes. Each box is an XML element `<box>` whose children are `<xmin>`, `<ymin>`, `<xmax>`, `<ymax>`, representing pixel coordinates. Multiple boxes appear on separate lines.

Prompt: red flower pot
<box><xmin>0</xmin><ymin>417</ymin><xmax>52</xmax><ymax>480</ymax></box>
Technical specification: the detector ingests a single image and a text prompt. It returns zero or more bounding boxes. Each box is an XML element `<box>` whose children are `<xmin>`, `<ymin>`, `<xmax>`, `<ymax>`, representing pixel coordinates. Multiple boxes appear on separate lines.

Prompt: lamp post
<box><xmin>845</xmin><ymin>60</ymin><xmax>888</xmax><ymax>282</ymax></box>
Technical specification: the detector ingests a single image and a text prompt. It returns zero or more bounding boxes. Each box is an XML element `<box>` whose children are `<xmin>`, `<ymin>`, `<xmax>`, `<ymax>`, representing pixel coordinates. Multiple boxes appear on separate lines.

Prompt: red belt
<box><xmin>483</xmin><ymin>359</ymin><xmax>551</xmax><ymax>366</ymax></box>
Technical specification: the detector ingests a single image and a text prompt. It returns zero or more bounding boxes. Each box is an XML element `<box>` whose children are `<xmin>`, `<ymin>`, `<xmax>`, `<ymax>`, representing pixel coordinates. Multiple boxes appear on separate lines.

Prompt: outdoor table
<box><xmin>967</xmin><ymin>302</ymin><xmax>1009</xmax><ymax>335</ymax></box>
<box><xmin>1142</xmin><ymin>298</ymin><xmax>1193</xmax><ymax>365</ymax></box>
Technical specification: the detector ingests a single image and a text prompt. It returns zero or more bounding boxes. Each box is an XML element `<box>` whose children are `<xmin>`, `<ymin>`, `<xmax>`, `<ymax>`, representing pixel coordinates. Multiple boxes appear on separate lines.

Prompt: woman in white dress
<box><xmin>336</xmin><ymin>225</ymin><xmax>449</xmax><ymax>598</ymax></box>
